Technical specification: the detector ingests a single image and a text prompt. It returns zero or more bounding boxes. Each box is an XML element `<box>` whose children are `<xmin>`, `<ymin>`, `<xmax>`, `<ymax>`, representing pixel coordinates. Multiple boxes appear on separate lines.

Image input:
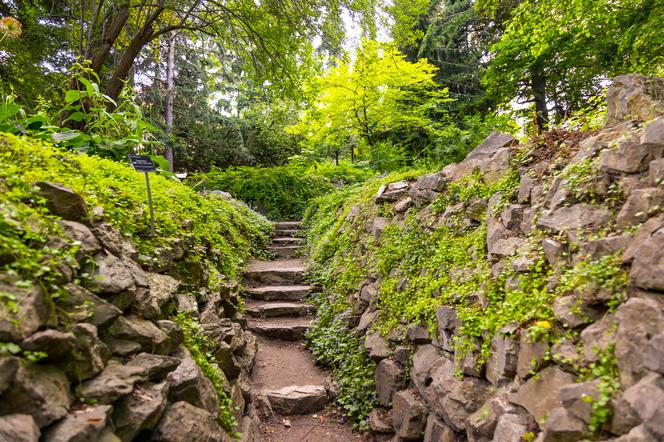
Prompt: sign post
<box><xmin>128</xmin><ymin>154</ymin><xmax>157</xmax><ymax>236</ymax></box>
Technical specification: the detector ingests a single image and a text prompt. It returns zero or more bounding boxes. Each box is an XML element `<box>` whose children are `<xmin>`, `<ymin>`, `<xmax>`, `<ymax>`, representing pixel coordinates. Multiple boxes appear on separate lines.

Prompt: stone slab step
<box><xmin>275</xmin><ymin>229</ymin><xmax>300</xmax><ymax>237</ymax></box>
<box><xmin>271</xmin><ymin>237</ymin><xmax>304</xmax><ymax>246</ymax></box>
<box><xmin>246</xmin><ymin>301</ymin><xmax>315</xmax><ymax>318</ymax></box>
<box><xmin>274</xmin><ymin>221</ymin><xmax>302</xmax><ymax>230</ymax></box>
<box><xmin>265</xmin><ymin>385</ymin><xmax>328</xmax><ymax>415</ymax></box>
<box><xmin>246</xmin><ymin>285</ymin><xmax>315</xmax><ymax>301</ymax></box>
<box><xmin>268</xmin><ymin>245</ymin><xmax>301</xmax><ymax>258</ymax></box>
<box><xmin>245</xmin><ymin>259</ymin><xmax>306</xmax><ymax>285</ymax></box>
<box><xmin>248</xmin><ymin>317</ymin><xmax>311</xmax><ymax>340</ymax></box>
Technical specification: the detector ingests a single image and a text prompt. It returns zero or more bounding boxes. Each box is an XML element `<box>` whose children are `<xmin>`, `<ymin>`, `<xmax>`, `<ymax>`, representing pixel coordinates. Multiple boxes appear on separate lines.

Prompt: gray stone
<box><xmin>518</xmin><ymin>175</ymin><xmax>536</xmax><ymax>204</ymax></box>
<box><xmin>616</xmin><ymin>187</ymin><xmax>664</xmax><ymax>228</ymax></box>
<box><xmin>600</xmin><ymin>140</ymin><xmax>652</xmax><ymax>174</ymax></box>
<box><xmin>610</xmin><ymin>396</ymin><xmax>642</xmax><ymax>436</ymax></box>
<box><xmin>517</xmin><ymin>333</ymin><xmax>548</xmax><ymax>379</ymax></box>
<box><xmin>394</xmin><ymin>197</ymin><xmax>414</xmax><ymax>213</ymax></box>
<box><xmin>42</xmin><ymin>405</ymin><xmax>112</xmax><ymax>442</ymax></box>
<box><xmin>606</xmin><ymin>74</ymin><xmax>664</xmax><ymax>125</ymax></box>
<box><xmin>579</xmin><ymin>235</ymin><xmax>631</xmax><ymax>261</ymax></box>
<box><xmin>644</xmin><ymin>331</ymin><xmax>664</xmax><ymax>374</ymax></box>
<box><xmin>612</xmin><ymin>425</ymin><xmax>658</xmax><ymax>442</ymax></box>
<box><xmin>623</xmin><ymin>373</ymin><xmax>664</xmax><ymax>439</ymax></box>
<box><xmin>91</xmin><ymin>223</ymin><xmax>138</xmax><ymax>259</ymax></box>
<box><xmin>550</xmin><ymin>339</ymin><xmax>581</xmax><ymax>371</ymax></box>
<box><xmin>372</xmin><ymin>217</ymin><xmax>390</xmax><ymax>243</ymax></box>
<box><xmin>167</xmin><ymin>346</ymin><xmax>220</xmax><ymax>416</ymax></box>
<box><xmin>151</xmin><ymin>401</ymin><xmax>230</xmax><ymax>442</ymax></box>
<box><xmin>627</xmin><ymin>225</ymin><xmax>664</xmax><ymax>292</ymax></box>
<box><xmin>542</xmin><ymin>239</ymin><xmax>566</xmax><ymax>268</ymax></box>
<box><xmin>57</xmin><ymin>283</ymin><xmax>121</xmax><ymax>327</ymax></box>
<box><xmin>467</xmin><ymin>132</ymin><xmax>517</xmax><ymax>161</ymax></box>
<box><xmin>424</xmin><ymin>415</ymin><xmax>456</xmax><ymax>442</ymax></box>
<box><xmin>365</xmin><ymin>332</ymin><xmax>391</xmax><ymax>361</ymax></box>
<box><xmin>615</xmin><ymin>298</ymin><xmax>664</xmax><ymax>387</ymax></box>
<box><xmin>376</xmin><ymin>358</ymin><xmax>407</xmax><ymax>407</ymax></box>
<box><xmin>0</xmin><ymin>363</ymin><xmax>72</xmax><ymax>428</ymax></box>
<box><xmin>454</xmin><ymin>340</ymin><xmax>484</xmax><ymax>378</ymax></box>
<box><xmin>57</xmin><ymin>220</ymin><xmax>101</xmax><ymax>259</ymax></box>
<box><xmin>35</xmin><ymin>181</ymin><xmax>87</xmax><ymax>221</ymax></box>
<box><xmin>376</xmin><ymin>181</ymin><xmax>411</xmax><ymax>203</ymax></box>
<box><xmin>407</xmin><ymin>324</ymin><xmax>431</xmax><ymax>344</ymax></box>
<box><xmin>135</xmin><ymin>272</ymin><xmax>179</xmax><ymax>320</ymax></box>
<box><xmin>411</xmin><ymin>344</ymin><xmax>445</xmax><ymax>395</ymax></box>
<box><xmin>486</xmin><ymin>325</ymin><xmax>519</xmax><ymax>387</ymax></box>
<box><xmin>106</xmin><ymin>316</ymin><xmax>169</xmax><ymax>354</ymax></box>
<box><xmin>156</xmin><ymin>319</ymin><xmax>184</xmax><ymax>355</ymax></box>
<box><xmin>355</xmin><ymin>308</ymin><xmax>379</xmax><ymax>334</ymax></box>
<box><xmin>104</xmin><ymin>338</ymin><xmax>142</xmax><ymax>357</ymax></box>
<box><xmin>369</xmin><ymin>408</ymin><xmax>394</xmax><ymax>433</ymax></box>
<box><xmin>649</xmin><ymin>158</ymin><xmax>664</xmax><ymax>185</ymax></box>
<box><xmin>581</xmin><ymin>313</ymin><xmax>617</xmax><ymax>362</ymax></box>
<box><xmin>501</xmin><ymin>205</ymin><xmax>524</xmax><ymax>231</ymax></box>
<box><xmin>0</xmin><ymin>356</ymin><xmax>19</xmax><ymax>395</ymax></box>
<box><xmin>266</xmin><ymin>385</ymin><xmax>328</xmax><ymax>415</ymax></box>
<box><xmin>538</xmin><ymin>204</ymin><xmax>611</xmax><ymax>234</ymax></box>
<box><xmin>83</xmin><ymin>253</ymin><xmax>135</xmax><ymax>295</ymax></box>
<box><xmin>467</xmin><ymin>197</ymin><xmax>488</xmax><ymax>221</ymax></box>
<box><xmin>392</xmin><ymin>389</ymin><xmax>428</xmax><ymax>440</ymax></box>
<box><xmin>126</xmin><ymin>353</ymin><xmax>180</xmax><ymax>381</ymax></box>
<box><xmin>493</xmin><ymin>414</ymin><xmax>530</xmax><ymax>442</ymax></box>
<box><xmin>480</xmin><ymin>147</ymin><xmax>512</xmax><ymax>185</ymax></box>
<box><xmin>113</xmin><ymin>381</ymin><xmax>170</xmax><ymax>441</ymax></box>
<box><xmin>0</xmin><ymin>414</ymin><xmax>40</xmax><ymax>442</ymax></box>
<box><xmin>466</xmin><ymin>395</ymin><xmax>526</xmax><ymax>442</ymax></box>
<box><xmin>0</xmin><ymin>280</ymin><xmax>55</xmax><ymax>342</ymax></box>
<box><xmin>63</xmin><ymin>323</ymin><xmax>110</xmax><ymax>381</ymax></box>
<box><xmin>541</xmin><ymin>407</ymin><xmax>586</xmax><ymax>442</ymax></box>
<box><xmin>425</xmin><ymin>356</ymin><xmax>492</xmax><ymax>431</ymax></box>
<box><xmin>641</xmin><ymin>116</ymin><xmax>664</xmax><ymax>149</ymax></box>
<box><xmin>77</xmin><ymin>360</ymin><xmax>145</xmax><ymax>404</ymax></box>
<box><xmin>20</xmin><ymin>329</ymin><xmax>75</xmax><ymax>361</ymax></box>
<box><xmin>559</xmin><ymin>381</ymin><xmax>600</xmax><ymax>423</ymax></box>
<box><xmin>553</xmin><ymin>295</ymin><xmax>602</xmax><ymax>329</ymax></box>
<box><xmin>508</xmin><ymin>366</ymin><xmax>575</xmax><ymax>422</ymax></box>
<box><xmin>436</xmin><ymin>306</ymin><xmax>460</xmax><ymax>332</ymax></box>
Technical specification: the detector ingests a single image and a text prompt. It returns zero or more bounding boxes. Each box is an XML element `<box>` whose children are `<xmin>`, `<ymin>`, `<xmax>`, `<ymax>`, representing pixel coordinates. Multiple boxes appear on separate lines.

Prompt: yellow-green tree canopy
<box><xmin>289</xmin><ymin>40</ymin><xmax>450</xmax><ymax>154</ymax></box>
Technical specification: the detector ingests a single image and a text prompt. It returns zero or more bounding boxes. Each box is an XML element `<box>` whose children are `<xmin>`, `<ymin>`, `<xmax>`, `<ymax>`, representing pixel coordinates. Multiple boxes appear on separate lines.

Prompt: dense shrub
<box><xmin>191</xmin><ymin>162</ymin><xmax>376</xmax><ymax>220</ymax></box>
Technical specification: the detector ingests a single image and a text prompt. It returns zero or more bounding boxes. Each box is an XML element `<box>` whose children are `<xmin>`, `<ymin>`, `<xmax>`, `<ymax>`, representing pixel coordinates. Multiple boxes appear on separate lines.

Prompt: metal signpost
<box><xmin>128</xmin><ymin>154</ymin><xmax>157</xmax><ymax>236</ymax></box>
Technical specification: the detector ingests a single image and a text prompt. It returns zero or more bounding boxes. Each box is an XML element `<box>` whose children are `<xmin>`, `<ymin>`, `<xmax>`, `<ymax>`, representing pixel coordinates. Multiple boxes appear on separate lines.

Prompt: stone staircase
<box><xmin>245</xmin><ymin>221</ymin><xmax>329</xmax><ymax>417</ymax></box>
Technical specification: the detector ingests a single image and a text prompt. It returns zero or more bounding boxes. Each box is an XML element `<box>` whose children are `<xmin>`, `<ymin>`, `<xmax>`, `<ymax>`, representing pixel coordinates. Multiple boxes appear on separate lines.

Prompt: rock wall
<box><xmin>308</xmin><ymin>74</ymin><xmax>664</xmax><ymax>442</ymax></box>
<box><xmin>0</xmin><ymin>185</ymin><xmax>260</xmax><ymax>441</ymax></box>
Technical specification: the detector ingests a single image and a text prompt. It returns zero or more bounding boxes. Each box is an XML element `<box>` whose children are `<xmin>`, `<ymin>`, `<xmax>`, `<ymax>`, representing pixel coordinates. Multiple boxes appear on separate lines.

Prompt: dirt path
<box><xmin>244</xmin><ymin>221</ymin><xmax>367</xmax><ymax>442</ymax></box>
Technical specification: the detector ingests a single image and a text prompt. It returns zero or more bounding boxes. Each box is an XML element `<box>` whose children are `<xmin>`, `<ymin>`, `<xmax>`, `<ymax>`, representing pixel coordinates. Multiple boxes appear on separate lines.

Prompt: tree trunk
<box><xmin>334</xmin><ymin>150</ymin><xmax>339</xmax><ymax>166</ymax></box>
<box><xmin>164</xmin><ymin>31</ymin><xmax>176</xmax><ymax>172</ymax></box>
<box><xmin>105</xmin><ymin>25</ymin><xmax>155</xmax><ymax>103</ymax></box>
<box><xmin>530</xmin><ymin>65</ymin><xmax>548</xmax><ymax>133</ymax></box>
<box><xmin>350</xmin><ymin>143</ymin><xmax>355</xmax><ymax>163</ymax></box>
<box><xmin>88</xmin><ymin>3</ymin><xmax>130</xmax><ymax>74</ymax></box>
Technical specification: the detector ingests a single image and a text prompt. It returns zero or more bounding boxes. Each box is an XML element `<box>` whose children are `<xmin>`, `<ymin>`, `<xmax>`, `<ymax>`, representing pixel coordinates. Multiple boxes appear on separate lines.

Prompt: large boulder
<box><xmin>135</xmin><ymin>273</ymin><xmax>180</xmax><ymax>320</ymax></box>
<box><xmin>411</xmin><ymin>344</ymin><xmax>445</xmax><ymax>395</ymax></box>
<box><xmin>466</xmin><ymin>394</ymin><xmax>528</xmax><ymax>442</ymax></box>
<box><xmin>105</xmin><ymin>316</ymin><xmax>169</xmax><ymax>354</ymax></box>
<box><xmin>616</xmin><ymin>187</ymin><xmax>664</xmax><ymax>228</ymax></box>
<box><xmin>57</xmin><ymin>220</ymin><xmax>101</xmax><ymax>260</ymax></box>
<box><xmin>425</xmin><ymin>357</ymin><xmax>492</xmax><ymax>431</ymax></box>
<box><xmin>375</xmin><ymin>358</ymin><xmax>407</xmax><ymax>407</ymax></box>
<box><xmin>606</xmin><ymin>74</ymin><xmax>664</xmax><ymax>125</ymax></box>
<box><xmin>77</xmin><ymin>360</ymin><xmax>146</xmax><ymax>404</ymax></box>
<box><xmin>0</xmin><ymin>363</ymin><xmax>72</xmax><ymax>428</ymax></box>
<box><xmin>392</xmin><ymin>389</ymin><xmax>428</xmax><ymax>440</ymax></box>
<box><xmin>56</xmin><ymin>283</ymin><xmax>121</xmax><ymax>327</ymax></box>
<box><xmin>540</xmin><ymin>407</ymin><xmax>586</xmax><ymax>442</ymax></box>
<box><xmin>623</xmin><ymin>373</ymin><xmax>664</xmax><ymax>439</ymax></box>
<box><xmin>42</xmin><ymin>405</ymin><xmax>112</xmax><ymax>442</ymax></box>
<box><xmin>167</xmin><ymin>346</ymin><xmax>221</xmax><ymax>417</ymax></box>
<box><xmin>113</xmin><ymin>381</ymin><xmax>170</xmax><ymax>441</ymax></box>
<box><xmin>0</xmin><ymin>279</ymin><xmax>55</xmax><ymax>342</ymax></box>
<box><xmin>625</xmin><ymin>221</ymin><xmax>664</xmax><ymax>292</ymax></box>
<box><xmin>0</xmin><ymin>414</ymin><xmax>40</xmax><ymax>442</ymax></box>
<box><xmin>266</xmin><ymin>385</ymin><xmax>328</xmax><ymax>415</ymax></box>
<box><xmin>83</xmin><ymin>252</ymin><xmax>135</xmax><ymax>295</ymax></box>
<box><xmin>0</xmin><ymin>356</ymin><xmax>19</xmax><ymax>395</ymax></box>
<box><xmin>151</xmin><ymin>401</ymin><xmax>231</xmax><ymax>442</ymax></box>
<box><xmin>508</xmin><ymin>366</ymin><xmax>575</xmax><ymax>422</ymax></box>
<box><xmin>537</xmin><ymin>204</ymin><xmax>610</xmax><ymax>234</ymax></box>
<box><xmin>485</xmin><ymin>325</ymin><xmax>519</xmax><ymax>386</ymax></box>
<box><xmin>20</xmin><ymin>329</ymin><xmax>75</xmax><ymax>361</ymax></box>
<box><xmin>35</xmin><ymin>181</ymin><xmax>87</xmax><ymax>221</ymax></box>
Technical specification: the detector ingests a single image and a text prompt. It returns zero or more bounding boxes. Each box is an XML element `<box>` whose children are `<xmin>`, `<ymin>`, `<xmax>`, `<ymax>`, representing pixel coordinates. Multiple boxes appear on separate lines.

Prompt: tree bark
<box><xmin>164</xmin><ymin>31</ymin><xmax>176</xmax><ymax>172</ymax></box>
<box><xmin>88</xmin><ymin>2</ymin><xmax>130</xmax><ymax>74</ymax></box>
<box><xmin>530</xmin><ymin>65</ymin><xmax>548</xmax><ymax>133</ymax></box>
<box><xmin>105</xmin><ymin>24</ymin><xmax>155</xmax><ymax>103</ymax></box>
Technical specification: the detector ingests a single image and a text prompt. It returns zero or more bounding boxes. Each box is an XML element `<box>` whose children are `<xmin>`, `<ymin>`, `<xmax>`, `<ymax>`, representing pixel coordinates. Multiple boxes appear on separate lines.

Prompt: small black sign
<box><xmin>128</xmin><ymin>154</ymin><xmax>156</xmax><ymax>172</ymax></box>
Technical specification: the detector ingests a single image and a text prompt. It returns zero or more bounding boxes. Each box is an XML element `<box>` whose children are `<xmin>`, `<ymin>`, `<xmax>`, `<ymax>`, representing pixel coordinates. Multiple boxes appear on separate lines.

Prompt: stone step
<box><xmin>268</xmin><ymin>245</ymin><xmax>301</xmax><ymax>258</ymax></box>
<box><xmin>271</xmin><ymin>237</ymin><xmax>304</xmax><ymax>246</ymax></box>
<box><xmin>265</xmin><ymin>385</ymin><xmax>328</xmax><ymax>415</ymax></box>
<box><xmin>246</xmin><ymin>301</ymin><xmax>315</xmax><ymax>318</ymax></box>
<box><xmin>274</xmin><ymin>221</ymin><xmax>302</xmax><ymax>230</ymax></box>
<box><xmin>246</xmin><ymin>285</ymin><xmax>315</xmax><ymax>301</ymax></box>
<box><xmin>275</xmin><ymin>229</ymin><xmax>300</xmax><ymax>237</ymax></box>
<box><xmin>247</xmin><ymin>317</ymin><xmax>311</xmax><ymax>341</ymax></box>
<box><xmin>245</xmin><ymin>259</ymin><xmax>306</xmax><ymax>285</ymax></box>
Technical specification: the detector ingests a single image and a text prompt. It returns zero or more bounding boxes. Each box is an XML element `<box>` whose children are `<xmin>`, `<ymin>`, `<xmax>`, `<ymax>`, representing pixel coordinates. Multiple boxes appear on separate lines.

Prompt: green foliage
<box><xmin>192</xmin><ymin>163</ymin><xmax>375</xmax><ymax>220</ymax></box>
<box><xmin>175</xmin><ymin>313</ymin><xmax>239</xmax><ymax>436</ymax></box>
<box><xmin>289</xmin><ymin>39</ymin><xmax>451</xmax><ymax>166</ymax></box>
<box><xmin>557</xmin><ymin>254</ymin><xmax>628</xmax><ymax>309</ymax></box>
<box><xmin>578</xmin><ymin>343</ymin><xmax>620</xmax><ymax>435</ymax></box>
<box><xmin>306</xmin><ymin>293</ymin><xmax>377</xmax><ymax>430</ymax></box>
<box><xmin>0</xmin><ymin>133</ymin><xmax>272</xmax><ymax>296</ymax></box>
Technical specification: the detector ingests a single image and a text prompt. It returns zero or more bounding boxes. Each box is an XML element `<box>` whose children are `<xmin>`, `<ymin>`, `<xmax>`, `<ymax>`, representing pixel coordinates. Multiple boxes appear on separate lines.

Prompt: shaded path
<box><xmin>245</xmin><ymin>221</ymin><xmax>366</xmax><ymax>442</ymax></box>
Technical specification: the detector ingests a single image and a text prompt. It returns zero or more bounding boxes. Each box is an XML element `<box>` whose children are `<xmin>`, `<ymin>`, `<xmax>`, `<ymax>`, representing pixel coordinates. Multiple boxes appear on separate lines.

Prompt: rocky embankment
<box><xmin>309</xmin><ymin>74</ymin><xmax>664</xmax><ymax>442</ymax></box>
<box><xmin>0</xmin><ymin>184</ymin><xmax>259</xmax><ymax>441</ymax></box>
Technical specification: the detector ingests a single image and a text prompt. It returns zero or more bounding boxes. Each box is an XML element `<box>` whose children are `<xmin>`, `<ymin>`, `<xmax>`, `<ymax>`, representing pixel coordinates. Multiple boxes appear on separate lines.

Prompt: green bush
<box><xmin>191</xmin><ymin>163</ymin><xmax>375</xmax><ymax>220</ymax></box>
<box><xmin>0</xmin><ymin>133</ymin><xmax>272</xmax><ymax>295</ymax></box>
